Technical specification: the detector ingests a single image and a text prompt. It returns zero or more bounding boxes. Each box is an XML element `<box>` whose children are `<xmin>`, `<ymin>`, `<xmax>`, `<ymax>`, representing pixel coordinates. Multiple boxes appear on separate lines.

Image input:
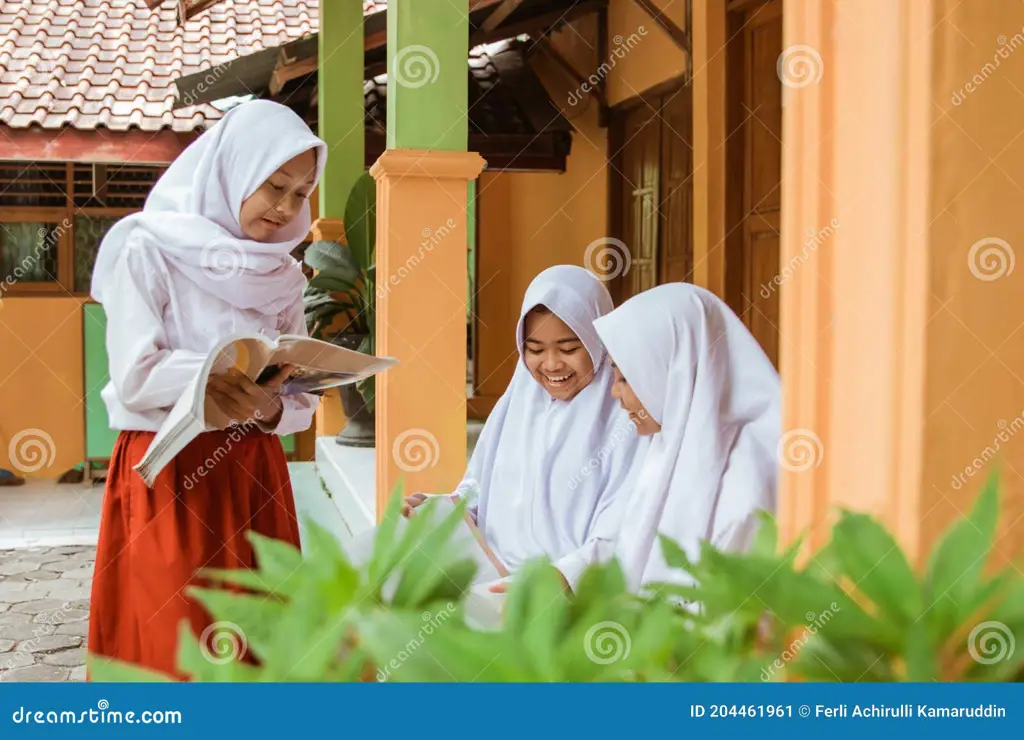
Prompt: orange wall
<box><xmin>0</xmin><ymin>297</ymin><xmax>85</xmax><ymax>478</ymax></box>
<box><xmin>474</xmin><ymin>38</ymin><xmax>610</xmax><ymax>400</ymax></box>
<box><xmin>606</xmin><ymin>0</ymin><xmax>688</xmax><ymax>105</ymax></box>
<box><xmin>922</xmin><ymin>1</ymin><xmax>1024</xmax><ymax>561</ymax></box>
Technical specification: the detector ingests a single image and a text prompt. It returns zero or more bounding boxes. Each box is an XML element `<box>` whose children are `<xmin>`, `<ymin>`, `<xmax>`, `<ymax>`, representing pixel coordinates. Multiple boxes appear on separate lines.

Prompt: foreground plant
<box><xmin>660</xmin><ymin>468</ymin><xmax>1024</xmax><ymax>681</ymax></box>
<box><xmin>89</xmin><ymin>471</ymin><xmax>1024</xmax><ymax>683</ymax></box>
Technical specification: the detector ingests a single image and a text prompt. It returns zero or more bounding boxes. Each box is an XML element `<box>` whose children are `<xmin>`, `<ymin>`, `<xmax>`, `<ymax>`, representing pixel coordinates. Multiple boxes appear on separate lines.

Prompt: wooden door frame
<box><xmin>606</xmin><ymin>74</ymin><xmax>689</xmax><ymax>305</ymax></box>
<box><xmin>724</xmin><ymin>0</ymin><xmax>782</xmax><ymax>321</ymax></box>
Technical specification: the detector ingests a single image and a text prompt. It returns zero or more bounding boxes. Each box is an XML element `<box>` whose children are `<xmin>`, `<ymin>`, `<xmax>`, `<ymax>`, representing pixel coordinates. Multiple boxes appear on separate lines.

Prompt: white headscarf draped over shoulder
<box><xmin>593</xmin><ymin>283</ymin><xmax>780</xmax><ymax>593</ymax></box>
<box><xmin>90</xmin><ymin>100</ymin><xmax>327</xmax><ymax>317</ymax></box>
<box><xmin>459</xmin><ymin>265</ymin><xmax>647</xmax><ymax>587</ymax></box>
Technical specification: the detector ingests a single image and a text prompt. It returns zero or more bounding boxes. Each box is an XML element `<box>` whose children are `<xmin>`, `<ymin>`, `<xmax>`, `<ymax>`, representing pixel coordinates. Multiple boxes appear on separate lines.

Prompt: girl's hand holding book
<box><xmin>205</xmin><ymin>365</ymin><xmax>293</xmax><ymax>429</ymax></box>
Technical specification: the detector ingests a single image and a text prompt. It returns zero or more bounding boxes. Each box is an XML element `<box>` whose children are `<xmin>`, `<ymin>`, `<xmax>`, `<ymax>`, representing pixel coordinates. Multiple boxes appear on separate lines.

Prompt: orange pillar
<box><xmin>779</xmin><ymin>0</ymin><xmax>1024</xmax><ymax>566</ymax></box>
<box><xmin>372</xmin><ymin>151</ymin><xmax>485</xmax><ymax>516</ymax></box>
<box><xmin>372</xmin><ymin>0</ymin><xmax>485</xmax><ymax>517</ymax></box>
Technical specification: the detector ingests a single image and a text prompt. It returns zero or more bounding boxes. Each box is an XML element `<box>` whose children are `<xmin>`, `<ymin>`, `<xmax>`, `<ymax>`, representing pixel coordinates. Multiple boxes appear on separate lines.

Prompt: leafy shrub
<box><xmin>89</xmin><ymin>471</ymin><xmax>1024</xmax><ymax>683</ymax></box>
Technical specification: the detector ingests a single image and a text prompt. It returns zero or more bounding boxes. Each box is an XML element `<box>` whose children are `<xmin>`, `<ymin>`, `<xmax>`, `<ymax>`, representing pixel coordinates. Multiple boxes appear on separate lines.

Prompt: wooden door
<box><xmin>613</xmin><ymin>101</ymin><xmax>661</xmax><ymax>302</ymax></box>
<box><xmin>728</xmin><ymin>0</ymin><xmax>783</xmax><ymax>367</ymax></box>
<box><xmin>659</xmin><ymin>87</ymin><xmax>693</xmax><ymax>285</ymax></box>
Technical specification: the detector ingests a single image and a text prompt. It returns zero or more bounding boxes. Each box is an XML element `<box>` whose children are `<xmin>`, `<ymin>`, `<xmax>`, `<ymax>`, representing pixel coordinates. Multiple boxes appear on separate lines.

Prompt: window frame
<box><xmin>0</xmin><ymin>206</ymin><xmax>74</xmax><ymax>295</ymax></box>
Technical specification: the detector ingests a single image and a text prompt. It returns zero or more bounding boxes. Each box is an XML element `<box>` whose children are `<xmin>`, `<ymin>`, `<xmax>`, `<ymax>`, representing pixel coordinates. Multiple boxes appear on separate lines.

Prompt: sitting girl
<box><xmin>592</xmin><ymin>282</ymin><xmax>781</xmax><ymax>594</ymax></box>
<box><xmin>406</xmin><ymin>265</ymin><xmax>646</xmax><ymax>590</ymax></box>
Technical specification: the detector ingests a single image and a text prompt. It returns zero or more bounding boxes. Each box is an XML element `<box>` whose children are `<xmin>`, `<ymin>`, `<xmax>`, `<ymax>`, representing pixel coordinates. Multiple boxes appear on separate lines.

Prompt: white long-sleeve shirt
<box><xmin>97</xmin><ymin>236</ymin><xmax>318</xmax><ymax>435</ymax></box>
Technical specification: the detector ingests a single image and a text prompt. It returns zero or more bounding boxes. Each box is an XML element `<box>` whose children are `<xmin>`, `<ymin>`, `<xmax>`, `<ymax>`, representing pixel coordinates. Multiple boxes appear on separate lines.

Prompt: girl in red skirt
<box><xmin>87</xmin><ymin>100</ymin><xmax>326</xmax><ymax>679</ymax></box>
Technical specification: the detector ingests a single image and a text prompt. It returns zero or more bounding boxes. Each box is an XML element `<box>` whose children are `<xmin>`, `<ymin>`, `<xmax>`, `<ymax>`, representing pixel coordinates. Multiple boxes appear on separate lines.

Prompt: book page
<box><xmin>269</xmin><ymin>336</ymin><xmax>397</xmax><ymax>375</ymax></box>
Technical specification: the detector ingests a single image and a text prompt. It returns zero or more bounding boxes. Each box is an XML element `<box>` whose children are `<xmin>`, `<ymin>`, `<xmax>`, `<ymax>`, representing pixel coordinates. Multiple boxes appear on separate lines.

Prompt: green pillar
<box><xmin>318</xmin><ymin>1</ymin><xmax>365</xmax><ymax>219</ymax></box>
<box><xmin>386</xmin><ymin>2</ymin><xmax>468</xmax><ymax>151</ymax></box>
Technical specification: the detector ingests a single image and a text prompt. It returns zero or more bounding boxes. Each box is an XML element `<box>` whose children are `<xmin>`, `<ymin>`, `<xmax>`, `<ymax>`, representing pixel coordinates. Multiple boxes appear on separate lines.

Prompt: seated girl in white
<box><xmin>406</xmin><ymin>265</ymin><xmax>647</xmax><ymax>590</ymax></box>
<box><xmin>592</xmin><ymin>282</ymin><xmax>781</xmax><ymax>594</ymax></box>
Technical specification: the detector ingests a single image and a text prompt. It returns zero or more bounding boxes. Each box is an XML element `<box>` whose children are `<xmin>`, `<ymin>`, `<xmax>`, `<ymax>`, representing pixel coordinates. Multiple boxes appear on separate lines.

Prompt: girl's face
<box><xmin>522</xmin><ymin>308</ymin><xmax>595</xmax><ymax>401</ymax></box>
<box><xmin>610</xmin><ymin>363</ymin><xmax>662</xmax><ymax>435</ymax></box>
<box><xmin>239</xmin><ymin>149</ymin><xmax>318</xmax><ymax>242</ymax></box>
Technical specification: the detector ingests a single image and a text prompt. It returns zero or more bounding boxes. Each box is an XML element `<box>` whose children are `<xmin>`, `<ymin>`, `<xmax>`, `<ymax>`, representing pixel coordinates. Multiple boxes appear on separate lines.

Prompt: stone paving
<box><xmin>0</xmin><ymin>545</ymin><xmax>94</xmax><ymax>682</ymax></box>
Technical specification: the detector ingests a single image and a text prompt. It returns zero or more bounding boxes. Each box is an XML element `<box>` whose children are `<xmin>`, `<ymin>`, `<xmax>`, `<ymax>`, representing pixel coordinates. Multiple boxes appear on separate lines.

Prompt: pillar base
<box><xmin>309</xmin><ymin>218</ymin><xmax>347</xmax><ymax>244</ymax></box>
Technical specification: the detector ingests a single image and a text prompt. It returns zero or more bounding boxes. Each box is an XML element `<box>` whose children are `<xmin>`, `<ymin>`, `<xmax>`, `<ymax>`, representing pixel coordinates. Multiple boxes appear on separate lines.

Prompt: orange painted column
<box><xmin>372</xmin><ymin>151</ymin><xmax>485</xmax><ymax>516</ymax></box>
<box><xmin>778</xmin><ymin>0</ymin><xmax>1024</xmax><ymax>567</ymax></box>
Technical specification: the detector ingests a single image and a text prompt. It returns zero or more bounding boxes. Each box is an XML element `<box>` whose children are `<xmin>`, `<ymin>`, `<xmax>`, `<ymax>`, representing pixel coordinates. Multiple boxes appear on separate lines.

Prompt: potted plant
<box><xmin>302</xmin><ymin>173</ymin><xmax>377</xmax><ymax>448</ymax></box>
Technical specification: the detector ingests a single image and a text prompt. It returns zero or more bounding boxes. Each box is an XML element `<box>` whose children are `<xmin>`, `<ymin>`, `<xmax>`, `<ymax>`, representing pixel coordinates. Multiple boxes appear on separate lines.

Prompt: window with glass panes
<box><xmin>0</xmin><ymin>161</ymin><xmax>164</xmax><ymax>296</ymax></box>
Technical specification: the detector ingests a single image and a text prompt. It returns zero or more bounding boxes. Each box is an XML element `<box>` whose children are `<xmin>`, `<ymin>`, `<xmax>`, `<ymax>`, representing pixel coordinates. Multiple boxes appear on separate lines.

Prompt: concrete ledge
<box><xmin>315</xmin><ymin>436</ymin><xmax>376</xmax><ymax>537</ymax></box>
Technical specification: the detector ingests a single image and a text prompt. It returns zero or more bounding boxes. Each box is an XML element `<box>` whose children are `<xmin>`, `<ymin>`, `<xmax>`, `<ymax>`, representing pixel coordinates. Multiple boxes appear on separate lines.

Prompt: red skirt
<box><xmin>88</xmin><ymin>428</ymin><xmax>301</xmax><ymax>680</ymax></box>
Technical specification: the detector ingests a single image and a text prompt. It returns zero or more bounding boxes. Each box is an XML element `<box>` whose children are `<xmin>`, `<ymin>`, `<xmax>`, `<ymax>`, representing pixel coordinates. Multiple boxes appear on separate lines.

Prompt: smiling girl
<box><xmin>406</xmin><ymin>265</ymin><xmax>646</xmax><ymax>590</ymax></box>
<box><xmin>87</xmin><ymin>101</ymin><xmax>326</xmax><ymax>678</ymax></box>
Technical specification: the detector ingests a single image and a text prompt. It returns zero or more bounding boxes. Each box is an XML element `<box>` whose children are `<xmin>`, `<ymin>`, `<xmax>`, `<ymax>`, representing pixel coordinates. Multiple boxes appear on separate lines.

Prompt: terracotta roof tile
<box><xmin>0</xmin><ymin>0</ymin><xmax>326</xmax><ymax>133</ymax></box>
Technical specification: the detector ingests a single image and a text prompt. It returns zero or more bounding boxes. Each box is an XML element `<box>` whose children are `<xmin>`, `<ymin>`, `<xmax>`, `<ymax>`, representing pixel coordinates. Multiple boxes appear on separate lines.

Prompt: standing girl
<box><xmin>88</xmin><ymin>100</ymin><xmax>326</xmax><ymax>678</ymax></box>
<box><xmin>406</xmin><ymin>265</ymin><xmax>647</xmax><ymax>590</ymax></box>
<box><xmin>593</xmin><ymin>282</ymin><xmax>780</xmax><ymax>594</ymax></box>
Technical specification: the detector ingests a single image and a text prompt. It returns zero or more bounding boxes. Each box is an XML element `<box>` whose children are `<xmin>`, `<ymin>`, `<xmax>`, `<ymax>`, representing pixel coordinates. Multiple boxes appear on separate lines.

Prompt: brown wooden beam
<box><xmin>482</xmin><ymin>0</ymin><xmax>524</xmax><ymax>32</ymax></box>
<box><xmin>533</xmin><ymin>37</ymin><xmax>607</xmax><ymax>107</ymax></box>
<box><xmin>269</xmin><ymin>54</ymin><xmax>318</xmax><ymax>97</ymax></box>
<box><xmin>630</xmin><ymin>0</ymin><xmax>690</xmax><ymax>52</ymax></box>
<box><xmin>471</xmin><ymin>0</ymin><xmax>606</xmax><ymax>46</ymax></box>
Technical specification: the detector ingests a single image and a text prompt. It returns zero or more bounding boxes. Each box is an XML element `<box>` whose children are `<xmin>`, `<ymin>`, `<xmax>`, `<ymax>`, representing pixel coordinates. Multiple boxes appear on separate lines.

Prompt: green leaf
<box><xmin>923</xmin><ymin>468</ymin><xmax>1001</xmax><ymax>637</ymax></box>
<box><xmin>87</xmin><ymin>654</ymin><xmax>174</xmax><ymax>682</ymax></box>
<box><xmin>829</xmin><ymin>510</ymin><xmax>921</xmax><ymax>626</ymax></box>
<box><xmin>304</xmin><ymin>240</ymin><xmax>360</xmax><ymax>279</ymax></box>
<box><xmin>344</xmin><ymin>172</ymin><xmax>376</xmax><ymax>272</ymax></box>
<box><xmin>308</xmin><ymin>273</ymin><xmax>360</xmax><ymax>294</ymax></box>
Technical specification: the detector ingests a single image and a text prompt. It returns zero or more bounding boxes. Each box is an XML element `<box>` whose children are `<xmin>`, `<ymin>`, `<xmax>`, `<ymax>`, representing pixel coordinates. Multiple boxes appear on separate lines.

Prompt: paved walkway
<box><xmin>0</xmin><ymin>545</ymin><xmax>94</xmax><ymax>682</ymax></box>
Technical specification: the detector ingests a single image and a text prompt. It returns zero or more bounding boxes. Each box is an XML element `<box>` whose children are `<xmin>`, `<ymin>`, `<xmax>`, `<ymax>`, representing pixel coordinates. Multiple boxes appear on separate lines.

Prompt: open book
<box><xmin>133</xmin><ymin>333</ymin><xmax>398</xmax><ymax>487</ymax></box>
<box><xmin>344</xmin><ymin>497</ymin><xmax>510</xmax><ymax>630</ymax></box>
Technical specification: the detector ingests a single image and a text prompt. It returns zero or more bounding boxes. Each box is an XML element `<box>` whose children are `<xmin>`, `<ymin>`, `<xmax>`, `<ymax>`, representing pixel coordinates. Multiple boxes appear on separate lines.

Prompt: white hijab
<box><xmin>460</xmin><ymin>265</ymin><xmax>647</xmax><ymax>584</ymax></box>
<box><xmin>91</xmin><ymin>99</ymin><xmax>326</xmax><ymax>317</ymax></box>
<box><xmin>593</xmin><ymin>283</ymin><xmax>780</xmax><ymax>593</ymax></box>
